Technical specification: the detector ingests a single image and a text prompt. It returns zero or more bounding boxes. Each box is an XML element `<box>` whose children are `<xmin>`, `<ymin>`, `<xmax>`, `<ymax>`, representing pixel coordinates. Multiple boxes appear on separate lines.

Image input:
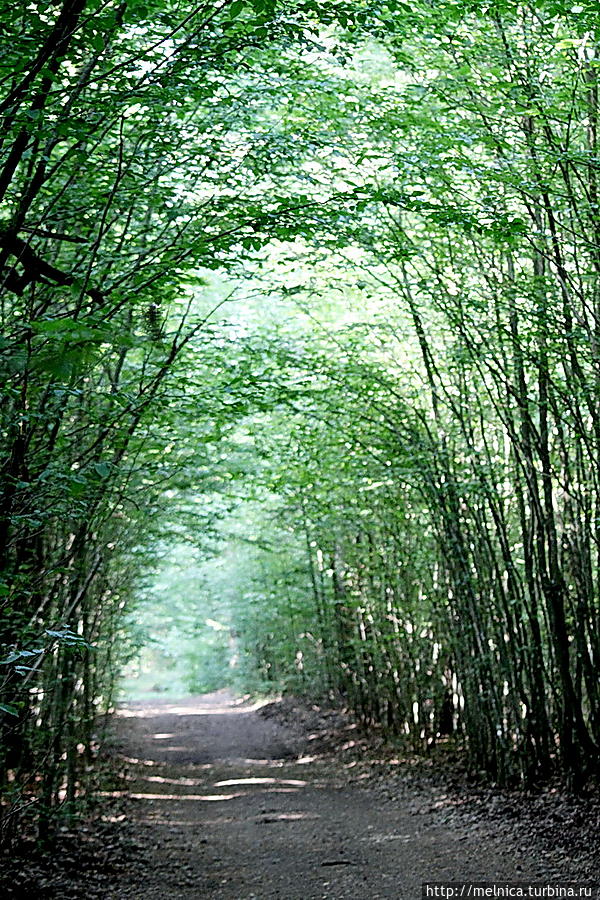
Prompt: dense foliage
<box><xmin>1</xmin><ymin>0</ymin><xmax>600</xmax><ymax>844</ymax></box>
<box><xmin>194</xmin><ymin>0</ymin><xmax>600</xmax><ymax>790</ymax></box>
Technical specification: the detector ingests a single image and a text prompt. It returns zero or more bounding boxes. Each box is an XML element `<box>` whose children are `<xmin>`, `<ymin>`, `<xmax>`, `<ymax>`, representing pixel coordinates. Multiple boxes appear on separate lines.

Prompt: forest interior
<box><xmin>2</xmin><ymin>0</ymin><xmax>600</xmax><ymax>897</ymax></box>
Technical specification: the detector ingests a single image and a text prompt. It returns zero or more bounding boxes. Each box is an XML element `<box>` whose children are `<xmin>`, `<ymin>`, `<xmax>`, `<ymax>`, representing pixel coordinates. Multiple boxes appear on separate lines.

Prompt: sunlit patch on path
<box><xmin>117</xmin><ymin>691</ymin><xmax>273</xmax><ymax>719</ymax></box>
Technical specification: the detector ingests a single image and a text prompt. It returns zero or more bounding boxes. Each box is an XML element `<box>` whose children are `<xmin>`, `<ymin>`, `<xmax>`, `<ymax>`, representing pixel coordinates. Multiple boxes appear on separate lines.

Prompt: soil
<box><xmin>3</xmin><ymin>690</ymin><xmax>599</xmax><ymax>899</ymax></box>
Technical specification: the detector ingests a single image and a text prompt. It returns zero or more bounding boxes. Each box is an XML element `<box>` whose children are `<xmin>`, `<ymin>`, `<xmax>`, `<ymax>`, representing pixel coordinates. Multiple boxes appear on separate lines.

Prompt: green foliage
<box><xmin>163</xmin><ymin>1</ymin><xmax>600</xmax><ymax>789</ymax></box>
<box><xmin>121</xmin><ymin>542</ymin><xmax>234</xmax><ymax>699</ymax></box>
<box><xmin>0</xmin><ymin>0</ymin><xmax>375</xmax><ymax>843</ymax></box>
<box><xmin>2</xmin><ymin>0</ymin><xmax>600</xmax><ymax>848</ymax></box>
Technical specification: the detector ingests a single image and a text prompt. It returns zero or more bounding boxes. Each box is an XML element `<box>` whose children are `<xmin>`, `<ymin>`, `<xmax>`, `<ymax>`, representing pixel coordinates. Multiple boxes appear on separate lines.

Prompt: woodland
<box><xmin>1</xmin><ymin>0</ymin><xmax>600</xmax><ymax>851</ymax></box>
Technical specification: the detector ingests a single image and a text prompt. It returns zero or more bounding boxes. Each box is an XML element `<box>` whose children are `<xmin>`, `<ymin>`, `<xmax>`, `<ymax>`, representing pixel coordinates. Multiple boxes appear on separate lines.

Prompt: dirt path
<box><xmin>100</xmin><ymin>690</ymin><xmax>558</xmax><ymax>900</ymax></box>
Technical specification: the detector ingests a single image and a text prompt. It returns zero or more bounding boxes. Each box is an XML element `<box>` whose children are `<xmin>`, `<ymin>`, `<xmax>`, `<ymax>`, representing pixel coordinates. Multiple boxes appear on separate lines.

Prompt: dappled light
<box><xmin>118</xmin><ymin>698</ymin><xmax>273</xmax><ymax>718</ymax></box>
<box><xmin>142</xmin><ymin>775</ymin><xmax>206</xmax><ymax>787</ymax></box>
<box><xmin>252</xmin><ymin>812</ymin><xmax>320</xmax><ymax>822</ymax></box>
<box><xmin>213</xmin><ymin>778</ymin><xmax>307</xmax><ymax>788</ymax></box>
<box><xmin>85</xmin><ymin>688</ymin><xmax>568</xmax><ymax>899</ymax></box>
<box><xmin>99</xmin><ymin>791</ymin><xmax>245</xmax><ymax>802</ymax></box>
<box><xmin>3</xmin><ymin>0</ymin><xmax>600</xmax><ymax>895</ymax></box>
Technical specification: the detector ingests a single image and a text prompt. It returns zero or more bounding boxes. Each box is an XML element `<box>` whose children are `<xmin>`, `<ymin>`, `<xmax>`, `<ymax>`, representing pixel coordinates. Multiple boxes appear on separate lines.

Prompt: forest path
<box><xmin>108</xmin><ymin>690</ymin><xmax>543</xmax><ymax>899</ymax></box>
